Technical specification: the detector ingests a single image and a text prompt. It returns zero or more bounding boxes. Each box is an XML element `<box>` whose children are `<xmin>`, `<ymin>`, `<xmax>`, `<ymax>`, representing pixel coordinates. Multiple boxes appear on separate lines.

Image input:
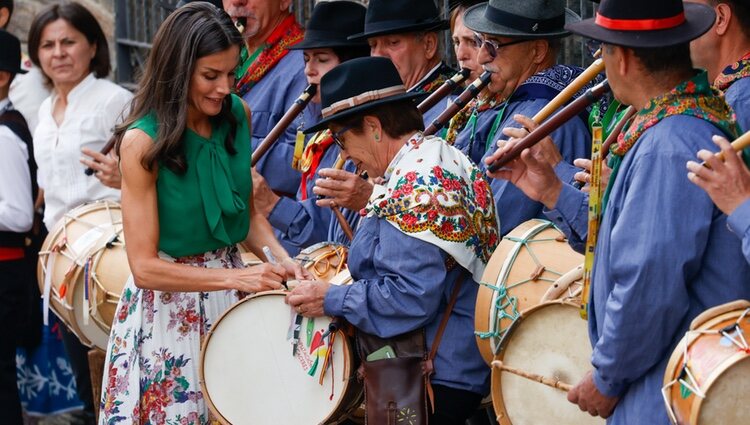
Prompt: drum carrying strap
<box><xmin>425</xmin><ymin>271</ymin><xmax>465</xmax><ymax>412</ymax></box>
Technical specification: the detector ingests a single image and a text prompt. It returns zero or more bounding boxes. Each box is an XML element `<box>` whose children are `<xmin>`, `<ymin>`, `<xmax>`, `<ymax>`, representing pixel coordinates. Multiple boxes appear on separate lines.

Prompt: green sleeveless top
<box><xmin>130</xmin><ymin>94</ymin><xmax>252</xmax><ymax>257</ymax></box>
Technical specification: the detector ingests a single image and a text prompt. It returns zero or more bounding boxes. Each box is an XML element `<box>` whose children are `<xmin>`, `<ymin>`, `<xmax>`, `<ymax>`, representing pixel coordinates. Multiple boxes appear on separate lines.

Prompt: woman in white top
<box><xmin>27</xmin><ymin>3</ymin><xmax>132</xmax><ymax>421</ymax></box>
<box><xmin>29</xmin><ymin>1</ymin><xmax>132</xmax><ymax>231</ymax></box>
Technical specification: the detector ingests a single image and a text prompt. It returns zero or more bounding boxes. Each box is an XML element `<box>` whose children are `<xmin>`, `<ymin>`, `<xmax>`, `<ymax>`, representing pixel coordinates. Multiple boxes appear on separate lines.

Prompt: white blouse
<box><xmin>0</xmin><ymin>99</ymin><xmax>33</xmax><ymax>233</ymax></box>
<box><xmin>34</xmin><ymin>73</ymin><xmax>133</xmax><ymax>230</ymax></box>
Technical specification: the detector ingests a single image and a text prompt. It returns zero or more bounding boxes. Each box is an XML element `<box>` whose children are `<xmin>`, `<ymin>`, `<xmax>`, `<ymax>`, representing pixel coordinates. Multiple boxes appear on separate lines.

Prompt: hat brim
<box><xmin>348</xmin><ymin>19</ymin><xmax>449</xmax><ymax>41</ymax></box>
<box><xmin>463</xmin><ymin>5</ymin><xmax>580</xmax><ymax>39</ymax></box>
<box><xmin>0</xmin><ymin>66</ymin><xmax>27</xmax><ymax>75</ymax></box>
<box><xmin>288</xmin><ymin>38</ymin><xmax>368</xmax><ymax>51</ymax></box>
<box><xmin>566</xmin><ymin>2</ymin><xmax>715</xmax><ymax>48</ymax></box>
<box><xmin>304</xmin><ymin>91</ymin><xmax>425</xmax><ymax>134</ymax></box>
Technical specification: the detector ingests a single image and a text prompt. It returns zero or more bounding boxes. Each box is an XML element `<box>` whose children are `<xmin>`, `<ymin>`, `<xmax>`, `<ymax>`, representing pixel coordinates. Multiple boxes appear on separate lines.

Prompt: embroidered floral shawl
<box><xmin>363</xmin><ymin>134</ymin><xmax>499</xmax><ymax>281</ymax></box>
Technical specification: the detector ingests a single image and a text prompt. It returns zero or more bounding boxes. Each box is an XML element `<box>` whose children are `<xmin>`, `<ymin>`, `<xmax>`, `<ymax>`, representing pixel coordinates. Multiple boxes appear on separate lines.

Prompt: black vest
<box><xmin>0</xmin><ymin>107</ymin><xmax>37</xmax><ymax>247</ymax></box>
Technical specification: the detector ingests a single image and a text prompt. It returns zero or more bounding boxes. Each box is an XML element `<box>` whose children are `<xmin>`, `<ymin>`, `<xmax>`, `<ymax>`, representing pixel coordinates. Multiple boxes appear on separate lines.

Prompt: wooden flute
<box><xmin>416</xmin><ymin>68</ymin><xmax>471</xmax><ymax>115</ymax></box>
<box><xmin>486</xmin><ymin>80</ymin><xmax>611</xmax><ymax>173</ymax></box>
<box><xmin>423</xmin><ymin>70</ymin><xmax>493</xmax><ymax>136</ymax></box>
<box><xmin>251</xmin><ymin>84</ymin><xmax>317</xmax><ymax>166</ymax></box>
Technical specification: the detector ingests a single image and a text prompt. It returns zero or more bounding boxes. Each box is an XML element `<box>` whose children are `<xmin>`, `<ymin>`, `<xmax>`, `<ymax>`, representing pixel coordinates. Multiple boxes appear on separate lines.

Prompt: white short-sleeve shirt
<box><xmin>34</xmin><ymin>73</ymin><xmax>133</xmax><ymax>230</ymax></box>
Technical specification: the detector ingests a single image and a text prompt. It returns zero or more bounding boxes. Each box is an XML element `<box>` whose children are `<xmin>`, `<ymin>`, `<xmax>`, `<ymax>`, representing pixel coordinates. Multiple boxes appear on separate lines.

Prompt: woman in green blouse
<box><xmin>98</xmin><ymin>4</ymin><xmax>307</xmax><ymax>423</ymax></box>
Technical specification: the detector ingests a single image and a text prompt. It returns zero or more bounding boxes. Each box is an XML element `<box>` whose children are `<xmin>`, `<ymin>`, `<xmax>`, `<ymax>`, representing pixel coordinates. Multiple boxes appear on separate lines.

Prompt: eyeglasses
<box><xmin>473</xmin><ymin>33</ymin><xmax>530</xmax><ymax>59</ymax></box>
<box><xmin>331</xmin><ymin>125</ymin><xmax>352</xmax><ymax>149</ymax></box>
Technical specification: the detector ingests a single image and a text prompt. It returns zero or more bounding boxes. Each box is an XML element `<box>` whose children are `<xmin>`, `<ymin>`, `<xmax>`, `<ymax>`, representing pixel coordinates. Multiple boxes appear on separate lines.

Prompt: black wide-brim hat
<box><xmin>348</xmin><ymin>0</ymin><xmax>449</xmax><ymax>41</ymax></box>
<box><xmin>463</xmin><ymin>0</ymin><xmax>580</xmax><ymax>39</ymax></box>
<box><xmin>304</xmin><ymin>57</ymin><xmax>423</xmax><ymax>134</ymax></box>
<box><xmin>289</xmin><ymin>1</ymin><xmax>368</xmax><ymax>50</ymax></box>
<box><xmin>566</xmin><ymin>0</ymin><xmax>715</xmax><ymax>48</ymax></box>
<box><xmin>0</xmin><ymin>30</ymin><xmax>27</xmax><ymax>75</ymax></box>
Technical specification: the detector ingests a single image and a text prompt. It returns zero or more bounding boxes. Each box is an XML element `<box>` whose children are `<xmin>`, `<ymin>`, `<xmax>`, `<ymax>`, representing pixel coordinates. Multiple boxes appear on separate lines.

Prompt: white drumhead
<box><xmin>697</xmin><ymin>356</ymin><xmax>750</xmax><ymax>425</ymax></box>
<box><xmin>497</xmin><ymin>303</ymin><xmax>603</xmax><ymax>425</ymax></box>
<box><xmin>72</xmin><ymin>279</ymin><xmax>111</xmax><ymax>349</ymax></box>
<box><xmin>202</xmin><ymin>292</ymin><xmax>352</xmax><ymax>424</ymax></box>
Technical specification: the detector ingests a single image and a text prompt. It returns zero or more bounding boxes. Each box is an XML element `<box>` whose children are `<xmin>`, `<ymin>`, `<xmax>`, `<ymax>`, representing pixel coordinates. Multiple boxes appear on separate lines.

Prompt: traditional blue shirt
<box><xmin>453</xmin><ymin>105</ymin><xmax>501</xmax><ymax>164</ymax></box>
<box><xmin>481</xmin><ymin>65</ymin><xmax>597</xmax><ymax>235</ymax></box>
<box><xmin>728</xmin><ymin>199</ymin><xmax>750</xmax><ymax>265</ymax></box>
<box><xmin>242</xmin><ymin>49</ymin><xmax>321</xmax><ymax>197</ymax></box>
<box><xmin>722</xmin><ymin>66</ymin><xmax>750</xmax><ymax>132</ymax></box>
<box><xmin>323</xmin><ymin>217</ymin><xmax>489</xmax><ymax>395</ymax></box>
<box><xmin>547</xmin><ymin>115</ymin><xmax>750</xmax><ymax>424</ymax></box>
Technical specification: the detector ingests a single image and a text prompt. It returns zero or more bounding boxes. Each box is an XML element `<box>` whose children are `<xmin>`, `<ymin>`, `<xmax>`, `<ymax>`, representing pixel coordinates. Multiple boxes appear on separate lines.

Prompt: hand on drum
<box><xmin>484</xmin><ymin>116</ymin><xmax>563</xmax><ymax>209</ymax></box>
<box><xmin>285</xmin><ymin>280</ymin><xmax>332</xmax><ymax>317</ymax></box>
<box><xmin>281</xmin><ymin>257</ymin><xmax>314</xmax><ymax>281</ymax></box>
<box><xmin>80</xmin><ymin>147</ymin><xmax>121</xmax><ymax>189</ymax></box>
<box><xmin>567</xmin><ymin>370</ymin><xmax>619</xmax><ymax>419</ymax></box>
<box><xmin>314</xmin><ymin>168</ymin><xmax>373</xmax><ymax>210</ymax></box>
<box><xmin>233</xmin><ymin>263</ymin><xmax>288</xmax><ymax>293</ymax></box>
<box><xmin>687</xmin><ymin>135</ymin><xmax>750</xmax><ymax>215</ymax></box>
<box><xmin>573</xmin><ymin>158</ymin><xmax>612</xmax><ymax>194</ymax></box>
<box><xmin>251</xmin><ymin>167</ymin><xmax>280</xmax><ymax>218</ymax></box>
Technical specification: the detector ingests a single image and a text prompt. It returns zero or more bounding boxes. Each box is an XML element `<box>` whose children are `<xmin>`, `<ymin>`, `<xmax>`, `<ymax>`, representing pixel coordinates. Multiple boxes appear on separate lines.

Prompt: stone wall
<box><xmin>7</xmin><ymin>0</ymin><xmax>115</xmax><ymax>58</ymax></box>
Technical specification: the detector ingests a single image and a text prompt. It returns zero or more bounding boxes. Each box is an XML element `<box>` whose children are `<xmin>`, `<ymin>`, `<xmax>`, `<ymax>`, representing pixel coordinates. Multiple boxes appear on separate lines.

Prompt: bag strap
<box><xmin>429</xmin><ymin>270</ymin><xmax>465</xmax><ymax>361</ymax></box>
<box><xmin>425</xmin><ymin>269</ymin><xmax>465</xmax><ymax>413</ymax></box>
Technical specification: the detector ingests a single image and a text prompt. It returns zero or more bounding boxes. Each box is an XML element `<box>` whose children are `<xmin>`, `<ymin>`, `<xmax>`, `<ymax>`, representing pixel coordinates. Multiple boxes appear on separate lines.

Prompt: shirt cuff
<box><xmin>323</xmin><ymin>283</ymin><xmax>350</xmax><ymax>317</ymax></box>
<box><xmin>268</xmin><ymin>196</ymin><xmax>303</xmax><ymax>233</ymax></box>
<box><xmin>727</xmin><ymin>198</ymin><xmax>750</xmax><ymax>237</ymax></box>
<box><xmin>593</xmin><ymin>367</ymin><xmax>627</xmax><ymax>398</ymax></box>
<box><xmin>546</xmin><ymin>183</ymin><xmax>587</xmax><ymax>226</ymax></box>
<box><xmin>554</xmin><ymin>160</ymin><xmax>580</xmax><ymax>186</ymax></box>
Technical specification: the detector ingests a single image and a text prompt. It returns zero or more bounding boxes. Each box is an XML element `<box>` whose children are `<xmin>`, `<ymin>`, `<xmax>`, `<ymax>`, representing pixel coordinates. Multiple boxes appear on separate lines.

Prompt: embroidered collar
<box><xmin>714</xmin><ymin>51</ymin><xmax>750</xmax><ymax>91</ymax></box>
<box><xmin>612</xmin><ymin>71</ymin><xmax>739</xmax><ymax>157</ymax></box>
<box><xmin>409</xmin><ymin>62</ymin><xmax>457</xmax><ymax>94</ymax></box>
<box><xmin>235</xmin><ymin>15</ymin><xmax>304</xmax><ymax>97</ymax></box>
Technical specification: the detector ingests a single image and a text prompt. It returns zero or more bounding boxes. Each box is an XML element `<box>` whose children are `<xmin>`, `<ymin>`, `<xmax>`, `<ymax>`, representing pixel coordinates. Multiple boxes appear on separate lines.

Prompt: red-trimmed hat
<box><xmin>566</xmin><ymin>0</ymin><xmax>715</xmax><ymax>48</ymax></box>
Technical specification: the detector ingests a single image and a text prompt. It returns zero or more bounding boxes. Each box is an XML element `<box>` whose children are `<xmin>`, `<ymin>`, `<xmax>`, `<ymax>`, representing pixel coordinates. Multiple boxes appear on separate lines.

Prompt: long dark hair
<box><xmin>114</xmin><ymin>2</ymin><xmax>243</xmax><ymax>173</ymax></box>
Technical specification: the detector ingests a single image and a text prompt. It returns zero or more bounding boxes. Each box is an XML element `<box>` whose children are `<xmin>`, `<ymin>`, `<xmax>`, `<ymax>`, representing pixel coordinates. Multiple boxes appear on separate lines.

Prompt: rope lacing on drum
<box><xmin>297</xmin><ymin>245</ymin><xmax>348</xmax><ymax>278</ymax></box>
<box><xmin>661</xmin><ymin>308</ymin><xmax>750</xmax><ymax>424</ymax></box>
<box><xmin>475</xmin><ymin>229</ymin><xmax>567</xmax><ymax>351</ymax></box>
<box><xmin>476</xmin><ymin>281</ymin><xmax>519</xmax><ymax>343</ymax></box>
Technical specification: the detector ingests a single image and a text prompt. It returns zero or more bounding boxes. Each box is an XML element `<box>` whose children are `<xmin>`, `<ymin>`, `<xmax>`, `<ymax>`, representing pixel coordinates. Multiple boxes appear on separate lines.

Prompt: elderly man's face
<box><xmin>223</xmin><ymin>0</ymin><xmax>290</xmax><ymax>40</ymax></box>
<box><xmin>368</xmin><ymin>33</ymin><xmax>436</xmax><ymax>88</ymax></box>
<box><xmin>476</xmin><ymin>33</ymin><xmax>536</xmax><ymax>100</ymax></box>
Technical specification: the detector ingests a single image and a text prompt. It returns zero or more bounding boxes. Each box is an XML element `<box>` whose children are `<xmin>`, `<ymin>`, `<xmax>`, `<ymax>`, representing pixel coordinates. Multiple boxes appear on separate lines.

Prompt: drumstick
<box><xmin>491</xmin><ymin>360</ymin><xmax>573</xmax><ymax>392</ymax></box>
<box><xmin>323</xmin><ymin>155</ymin><xmax>355</xmax><ymax>241</ymax></box>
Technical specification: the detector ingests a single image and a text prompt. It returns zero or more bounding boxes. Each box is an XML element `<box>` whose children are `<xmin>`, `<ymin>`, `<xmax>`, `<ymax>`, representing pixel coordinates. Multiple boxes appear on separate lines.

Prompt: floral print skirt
<box><xmin>98</xmin><ymin>246</ymin><xmax>241</xmax><ymax>425</ymax></box>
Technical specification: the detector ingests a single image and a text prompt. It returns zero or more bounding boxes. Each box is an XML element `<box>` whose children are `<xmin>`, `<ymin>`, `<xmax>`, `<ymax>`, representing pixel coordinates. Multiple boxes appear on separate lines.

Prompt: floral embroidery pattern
<box><xmin>714</xmin><ymin>51</ymin><xmax>750</xmax><ymax>92</ymax></box>
<box><xmin>612</xmin><ymin>72</ymin><xmax>739</xmax><ymax>157</ymax></box>
<box><xmin>99</xmin><ymin>247</ymin><xmax>241</xmax><ymax>424</ymax></box>
<box><xmin>365</xmin><ymin>135</ymin><xmax>499</xmax><ymax>280</ymax></box>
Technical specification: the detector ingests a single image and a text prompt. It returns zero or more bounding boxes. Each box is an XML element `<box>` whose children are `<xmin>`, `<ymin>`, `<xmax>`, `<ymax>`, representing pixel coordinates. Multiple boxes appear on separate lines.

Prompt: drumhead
<box><xmin>201</xmin><ymin>291</ymin><xmax>357</xmax><ymax>424</ymax></box>
<box><xmin>72</xmin><ymin>281</ymin><xmax>110</xmax><ymax>349</ymax></box>
<box><xmin>476</xmin><ymin>220</ymin><xmax>583</xmax><ymax>364</ymax></box>
<box><xmin>493</xmin><ymin>302</ymin><xmax>603</xmax><ymax>425</ymax></box>
<box><xmin>696</xmin><ymin>356</ymin><xmax>750</xmax><ymax>424</ymax></box>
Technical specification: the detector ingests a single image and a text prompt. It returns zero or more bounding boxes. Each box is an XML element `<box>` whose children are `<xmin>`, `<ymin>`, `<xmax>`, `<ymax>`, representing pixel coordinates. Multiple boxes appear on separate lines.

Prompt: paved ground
<box><xmin>24</xmin><ymin>410</ymin><xmax>92</xmax><ymax>425</ymax></box>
